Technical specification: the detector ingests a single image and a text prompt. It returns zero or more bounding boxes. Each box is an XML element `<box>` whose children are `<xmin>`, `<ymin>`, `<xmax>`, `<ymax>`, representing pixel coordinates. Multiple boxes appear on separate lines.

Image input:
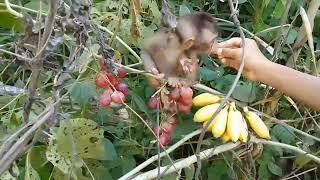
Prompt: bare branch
<box><xmin>132</xmin><ymin>142</ymin><xmax>240</xmax><ymax>179</ymax></box>
<box><xmin>119</xmin><ymin>129</ymin><xmax>202</xmax><ymax>180</ymax></box>
<box><xmin>23</xmin><ymin>0</ymin><xmax>58</xmax><ymax>123</ymax></box>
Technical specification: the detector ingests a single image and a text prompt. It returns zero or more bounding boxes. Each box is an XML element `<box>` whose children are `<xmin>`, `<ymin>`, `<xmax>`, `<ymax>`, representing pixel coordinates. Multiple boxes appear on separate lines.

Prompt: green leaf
<box><xmin>78</xmin><ymin>44</ymin><xmax>99</xmax><ymax>73</ymax></box>
<box><xmin>199</xmin><ymin>67</ymin><xmax>222</xmax><ymax>81</ymax></box>
<box><xmin>232</xmin><ymin>81</ymin><xmax>257</xmax><ymax>103</ymax></box>
<box><xmin>207</xmin><ymin>160</ymin><xmax>228</xmax><ymax>180</ymax></box>
<box><xmin>70</xmin><ymin>82</ymin><xmax>97</xmax><ymax>106</ymax></box>
<box><xmin>46</xmin><ymin>118</ymin><xmax>108</xmax><ymax>174</ymax></box>
<box><xmin>184</xmin><ymin>164</ymin><xmax>195</xmax><ymax>180</ymax></box>
<box><xmin>148</xmin><ymin>0</ymin><xmax>161</xmax><ymax>25</ymax></box>
<box><xmin>103</xmin><ymin>138</ymin><xmax>118</xmax><ymax>161</ymax></box>
<box><xmin>273</xmin><ymin>0</ymin><xmax>285</xmax><ymax>19</ymax></box>
<box><xmin>286</xmin><ymin>28</ymin><xmax>298</xmax><ymax>44</ymax></box>
<box><xmin>94</xmin><ymin>108</ymin><xmax>114</xmax><ymax>125</ymax></box>
<box><xmin>267</xmin><ymin>162</ymin><xmax>282</xmax><ymax>176</ymax></box>
<box><xmin>271</xmin><ymin>124</ymin><xmax>295</xmax><ymax>144</ymax></box>
<box><xmin>172</xmin><ymin>117</ymin><xmax>197</xmax><ymax>142</ymax></box>
<box><xmin>179</xmin><ymin>4</ymin><xmax>191</xmax><ymax>16</ymax></box>
<box><xmin>0</xmin><ymin>12</ymin><xmax>24</xmax><ymax>32</ymax></box>
<box><xmin>116</xmin><ymin>139</ymin><xmax>143</xmax><ymax>156</ymax></box>
<box><xmin>213</xmin><ymin>74</ymin><xmax>236</xmax><ymax>93</ymax></box>
<box><xmin>120</xmin><ymin>155</ymin><xmax>136</xmax><ymax>175</ymax></box>
<box><xmin>294</xmin><ymin>154</ymin><xmax>312</xmax><ymax>168</ymax></box>
<box><xmin>28</xmin><ymin>146</ymin><xmax>50</xmax><ymax>180</ymax></box>
<box><xmin>25</xmin><ymin>0</ymin><xmax>48</xmax><ymax>12</ymax></box>
<box><xmin>258</xmin><ymin>163</ymin><xmax>272</xmax><ymax>179</ymax></box>
<box><xmin>130</xmin><ymin>90</ymin><xmax>153</xmax><ymax>120</ymax></box>
<box><xmin>25</xmin><ymin>151</ymin><xmax>41</xmax><ymax>180</ymax></box>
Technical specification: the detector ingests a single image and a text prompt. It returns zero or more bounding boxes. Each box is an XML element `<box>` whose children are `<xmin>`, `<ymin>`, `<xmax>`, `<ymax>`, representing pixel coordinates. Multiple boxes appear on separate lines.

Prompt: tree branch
<box><xmin>250</xmin><ymin>136</ymin><xmax>320</xmax><ymax>164</ymax></box>
<box><xmin>119</xmin><ymin>129</ymin><xmax>202</xmax><ymax>180</ymax></box>
<box><xmin>132</xmin><ymin>142</ymin><xmax>240</xmax><ymax>180</ymax></box>
<box><xmin>130</xmin><ymin>136</ymin><xmax>320</xmax><ymax>179</ymax></box>
<box><xmin>23</xmin><ymin>0</ymin><xmax>58</xmax><ymax>123</ymax></box>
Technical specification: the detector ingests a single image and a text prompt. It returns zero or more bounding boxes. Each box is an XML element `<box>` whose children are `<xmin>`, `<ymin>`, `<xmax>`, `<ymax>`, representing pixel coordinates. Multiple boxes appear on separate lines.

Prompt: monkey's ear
<box><xmin>183</xmin><ymin>39</ymin><xmax>194</xmax><ymax>50</ymax></box>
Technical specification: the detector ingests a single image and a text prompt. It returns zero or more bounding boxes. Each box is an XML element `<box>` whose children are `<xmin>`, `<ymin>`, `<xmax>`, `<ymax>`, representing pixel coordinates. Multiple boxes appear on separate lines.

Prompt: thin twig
<box><xmin>132</xmin><ymin>142</ymin><xmax>240</xmax><ymax>180</ymax></box>
<box><xmin>4</xmin><ymin>0</ymin><xmax>23</xmax><ymax>18</ymax></box>
<box><xmin>281</xmin><ymin>167</ymin><xmax>317</xmax><ymax>180</ymax></box>
<box><xmin>118</xmin><ymin>129</ymin><xmax>202</xmax><ymax>180</ymax></box>
<box><xmin>250</xmin><ymin>136</ymin><xmax>320</xmax><ymax>164</ymax></box>
<box><xmin>216</xmin><ymin>17</ymin><xmax>274</xmax><ymax>55</ymax></box>
<box><xmin>194</xmin><ymin>1</ymin><xmax>246</xmax><ymax>178</ymax></box>
<box><xmin>97</xmin><ymin>25</ymin><xmax>142</xmax><ymax>62</ymax></box>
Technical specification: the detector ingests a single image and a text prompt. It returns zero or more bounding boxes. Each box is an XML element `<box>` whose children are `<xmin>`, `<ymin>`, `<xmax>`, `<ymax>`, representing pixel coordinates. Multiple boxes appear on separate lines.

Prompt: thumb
<box><xmin>217</xmin><ymin>48</ymin><xmax>241</xmax><ymax>60</ymax></box>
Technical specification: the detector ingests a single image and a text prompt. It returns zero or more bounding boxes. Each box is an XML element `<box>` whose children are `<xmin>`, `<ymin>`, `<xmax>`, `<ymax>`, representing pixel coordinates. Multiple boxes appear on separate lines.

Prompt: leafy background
<box><xmin>0</xmin><ymin>0</ymin><xmax>319</xmax><ymax>179</ymax></box>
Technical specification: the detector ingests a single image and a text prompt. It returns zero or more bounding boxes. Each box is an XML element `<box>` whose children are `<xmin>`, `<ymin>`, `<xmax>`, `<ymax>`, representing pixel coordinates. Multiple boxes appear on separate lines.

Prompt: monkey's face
<box><xmin>193</xmin><ymin>29</ymin><xmax>218</xmax><ymax>55</ymax></box>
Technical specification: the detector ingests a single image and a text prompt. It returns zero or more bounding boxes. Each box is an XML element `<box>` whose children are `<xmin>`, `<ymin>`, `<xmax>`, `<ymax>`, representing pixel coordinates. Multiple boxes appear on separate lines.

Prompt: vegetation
<box><xmin>0</xmin><ymin>0</ymin><xmax>319</xmax><ymax>179</ymax></box>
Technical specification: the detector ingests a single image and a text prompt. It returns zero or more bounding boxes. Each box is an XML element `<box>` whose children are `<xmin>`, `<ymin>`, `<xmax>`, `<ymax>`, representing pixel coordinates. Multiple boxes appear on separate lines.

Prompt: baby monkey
<box><xmin>141</xmin><ymin>12</ymin><xmax>218</xmax><ymax>88</ymax></box>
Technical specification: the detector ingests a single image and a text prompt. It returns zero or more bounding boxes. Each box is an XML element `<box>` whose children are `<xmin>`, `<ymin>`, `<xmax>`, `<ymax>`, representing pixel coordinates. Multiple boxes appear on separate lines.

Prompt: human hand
<box><xmin>215</xmin><ymin>38</ymin><xmax>269</xmax><ymax>81</ymax></box>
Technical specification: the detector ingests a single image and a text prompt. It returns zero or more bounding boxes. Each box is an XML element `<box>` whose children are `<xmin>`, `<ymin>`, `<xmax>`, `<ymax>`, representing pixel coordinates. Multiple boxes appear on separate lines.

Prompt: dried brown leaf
<box><xmin>130</xmin><ymin>0</ymin><xmax>141</xmax><ymax>42</ymax></box>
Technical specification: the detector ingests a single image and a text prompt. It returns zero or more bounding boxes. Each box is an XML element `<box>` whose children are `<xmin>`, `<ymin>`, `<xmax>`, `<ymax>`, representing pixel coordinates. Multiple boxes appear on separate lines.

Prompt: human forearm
<box><xmin>256</xmin><ymin>61</ymin><xmax>320</xmax><ymax>110</ymax></box>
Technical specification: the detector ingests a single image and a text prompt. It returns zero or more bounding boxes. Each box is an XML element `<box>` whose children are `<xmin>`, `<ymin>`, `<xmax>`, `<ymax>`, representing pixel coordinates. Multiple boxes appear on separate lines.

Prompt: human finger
<box><xmin>220</xmin><ymin>58</ymin><xmax>240</xmax><ymax>70</ymax></box>
<box><xmin>218</xmin><ymin>37</ymin><xmax>242</xmax><ymax>48</ymax></box>
<box><xmin>217</xmin><ymin>48</ymin><xmax>241</xmax><ymax>60</ymax></box>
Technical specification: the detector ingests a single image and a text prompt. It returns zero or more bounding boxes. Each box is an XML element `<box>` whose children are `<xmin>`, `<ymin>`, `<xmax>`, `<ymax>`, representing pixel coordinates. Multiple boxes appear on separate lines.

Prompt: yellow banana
<box><xmin>226</xmin><ymin>102</ymin><xmax>242</xmax><ymax>142</ymax></box>
<box><xmin>243</xmin><ymin>107</ymin><xmax>271</xmax><ymax>139</ymax></box>
<box><xmin>221</xmin><ymin>132</ymin><xmax>231</xmax><ymax>143</ymax></box>
<box><xmin>239</xmin><ymin>117</ymin><xmax>248</xmax><ymax>143</ymax></box>
<box><xmin>193</xmin><ymin>103</ymin><xmax>220</xmax><ymax>122</ymax></box>
<box><xmin>211</xmin><ymin>105</ymin><xmax>229</xmax><ymax>138</ymax></box>
<box><xmin>192</xmin><ymin>93</ymin><xmax>221</xmax><ymax>107</ymax></box>
<box><xmin>203</xmin><ymin>120</ymin><xmax>214</xmax><ymax>131</ymax></box>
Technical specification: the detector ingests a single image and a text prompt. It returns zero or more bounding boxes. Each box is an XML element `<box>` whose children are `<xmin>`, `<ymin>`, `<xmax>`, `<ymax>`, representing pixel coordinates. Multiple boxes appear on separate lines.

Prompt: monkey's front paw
<box><xmin>168</xmin><ymin>77</ymin><xmax>183</xmax><ymax>87</ymax></box>
<box><xmin>179</xmin><ymin>58</ymin><xmax>199</xmax><ymax>74</ymax></box>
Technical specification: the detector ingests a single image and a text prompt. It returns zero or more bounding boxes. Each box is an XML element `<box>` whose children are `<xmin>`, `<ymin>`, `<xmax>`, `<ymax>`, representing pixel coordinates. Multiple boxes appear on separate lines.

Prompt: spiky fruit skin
<box><xmin>221</xmin><ymin>132</ymin><xmax>231</xmax><ymax>143</ymax></box>
<box><xmin>244</xmin><ymin>107</ymin><xmax>271</xmax><ymax>139</ymax></box>
<box><xmin>192</xmin><ymin>93</ymin><xmax>221</xmax><ymax>107</ymax></box>
<box><xmin>211</xmin><ymin>106</ymin><xmax>229</xmax><ymax>138</ymax></box>
<box><xmin>193</xmin><ymin>103</ymin><xmax>220</xmax><ymax>122</ymax></box>
<box><xmin>239</xmin><ymin>117</ymin><xmax>248</xmax><ymax>143</ymax></box>
<box><xmin>227</xmin><ymin>103</ymin><xmax>242</xmax><ymax>142</ymax></box>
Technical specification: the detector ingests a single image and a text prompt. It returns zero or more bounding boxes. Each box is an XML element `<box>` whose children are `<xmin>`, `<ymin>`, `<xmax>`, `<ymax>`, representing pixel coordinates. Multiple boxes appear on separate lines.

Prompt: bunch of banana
<box><xmin>192</xmin><ymin>93</ymin><xmax>271</xmax><ymax>143</ymax></box>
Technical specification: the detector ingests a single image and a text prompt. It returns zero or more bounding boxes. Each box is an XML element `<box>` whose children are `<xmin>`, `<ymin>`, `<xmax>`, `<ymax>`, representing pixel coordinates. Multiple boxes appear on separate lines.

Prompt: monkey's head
<box><xmin>175</xmin><ymin>12</ymin><xmax>219</xmax><ymax>54</ymax></box>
